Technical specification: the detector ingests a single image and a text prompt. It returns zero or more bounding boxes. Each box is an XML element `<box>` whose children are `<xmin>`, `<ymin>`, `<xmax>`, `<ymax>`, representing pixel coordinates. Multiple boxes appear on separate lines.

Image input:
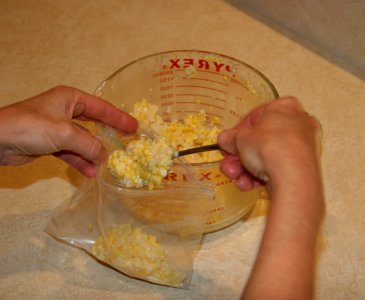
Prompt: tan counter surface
<box><xmin>0</xmin><ymin>1</ymin><xmax>364</xmax><ymax>299</ymax></box>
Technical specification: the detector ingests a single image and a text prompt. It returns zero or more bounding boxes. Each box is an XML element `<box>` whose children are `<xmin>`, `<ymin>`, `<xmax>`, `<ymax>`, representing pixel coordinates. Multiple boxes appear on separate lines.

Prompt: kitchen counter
<box><xmin>0</xmin><ymin>1</ymin><xmax>364</xmax><ymax>299</ymax></box>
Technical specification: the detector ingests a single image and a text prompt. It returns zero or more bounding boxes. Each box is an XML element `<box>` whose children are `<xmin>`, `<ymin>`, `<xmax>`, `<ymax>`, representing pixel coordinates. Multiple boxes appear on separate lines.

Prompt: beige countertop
<box><xmin>1</xmin><ymin>1</ymin><xmax>364</xmax><ymax>299</ymax></box>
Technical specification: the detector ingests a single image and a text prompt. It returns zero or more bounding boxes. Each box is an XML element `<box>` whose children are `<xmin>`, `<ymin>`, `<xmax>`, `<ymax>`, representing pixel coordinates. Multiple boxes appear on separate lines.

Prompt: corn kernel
<box><xmin>92</xmin><ymin>224</ymin><xmax>186</xmax><ymax>287</ymax></box>
<box><xmin>108</xmin><ymin>99</ymin><xmax>223</xmax><ymax>188</ymax></box>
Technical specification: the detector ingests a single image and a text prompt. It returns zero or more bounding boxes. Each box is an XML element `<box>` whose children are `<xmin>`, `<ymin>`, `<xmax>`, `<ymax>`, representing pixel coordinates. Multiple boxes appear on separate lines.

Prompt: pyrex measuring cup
<box><xmin>95</xmin><ymin>50</ymin><xmax>278</xmax><ymax>233</ymax></box>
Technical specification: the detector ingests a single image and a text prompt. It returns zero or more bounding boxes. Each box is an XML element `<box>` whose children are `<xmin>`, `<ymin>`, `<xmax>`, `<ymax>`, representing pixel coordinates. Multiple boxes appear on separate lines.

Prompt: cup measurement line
<box><xmin>175</xmin><ymin>68</ymin><xmax>228</xmax><ymax>78</ymax></box>
<box><xmin>174</xmin><ymin>110</ymin><xmax>225</xmax><ymax>126</ymax></box>
<box><xmin>175</xmin><ymin>85</ymin><xmax>226</xmax><ymax>94</ymax></box>
<box><xmin>174</xmin><ymin>93</ymin><xmax>226</xmax><ymax>103</ymax></box>
<box><xmin>175</xmin><ymin>109</ymin><xmax>225</xmax><ymax>119</ymax></box>
<box><xmin>195</xmin><ymin>69</ymin><xmax>230</xmax><ymax>77</ymax></box>
<box><xmin>174</xmin><ymin>101</ymin><xmax>225</xmax><ymax>110</ymax></box>
<box><xmin>205</xmin><ymin>112</ymin><xmax>225</xmax><ymax>120</ymax></box>
<box><xmin>174</xmin><ymin>69</ymin><xmax>252</xmax><ymax>89</ymax></box>
<box><xmin>181</xmin><ymin>77</ymin><xmax>228</xmax><ymax>87</ymax></box>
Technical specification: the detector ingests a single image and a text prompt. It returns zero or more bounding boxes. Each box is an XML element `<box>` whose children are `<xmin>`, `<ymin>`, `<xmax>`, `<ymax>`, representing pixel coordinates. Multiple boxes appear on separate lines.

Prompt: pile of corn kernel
<box><xmin>107</xmin><ymin>99</ymin><xmax>222</xmax><ymax>189</ymax></box>
<box><xmin>107</xmin><ymin>137</ymin><xmax>174</xmax><ymax>189</ymax></box>
<box><xmin>131</xmin><ymin>99</ymin><xmax>222</xmax><ymax>163</ymax></box>
<box><xmin>91</xmin><ymin>224</ymin><xmax>186</xmax><ymax>287</ymax></box>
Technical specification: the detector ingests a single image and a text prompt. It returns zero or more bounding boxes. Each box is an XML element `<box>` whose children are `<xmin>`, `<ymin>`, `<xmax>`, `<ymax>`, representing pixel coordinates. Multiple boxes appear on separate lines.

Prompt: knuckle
<box><xmin>90</xmin><ymin>140</ymin><xmax>107</xmax><ymax>164</ymax></box>
<box><xmin>55</xmin><ymin>122</ymin><xmax>105</xmax><ymax>162</ymax></box>
<box><xmin>49</xmin><ymin>85</ymin><xmax>79</xmax><ymax>99</ymax></box>
<box><xmin>309</xmin><ymin>114</ymin><xmax>323</xmax><ymax>136</ymax></box>
<box><xmin>50</xmin><ymin>85</ymin><xmax>70</xmax><ymax>94</ymax></box>
<box><xmin>88</xmin><ymin>139</ymin><xmax>103</xmax><ymax>159</ymax></box>
<box><xmin>57</xmin><ymin>122</ymin><xmax>76</xmax><ymax>144</ymax></box>
<box><xmin>271</xmin><ymin>96</ymin><xmax>303</xmax><ymax>111</ymax></box>
<box><xmin>266</xmin><ymin>97</ymin><xmax>306</xmax><ymax>119</ymax></box>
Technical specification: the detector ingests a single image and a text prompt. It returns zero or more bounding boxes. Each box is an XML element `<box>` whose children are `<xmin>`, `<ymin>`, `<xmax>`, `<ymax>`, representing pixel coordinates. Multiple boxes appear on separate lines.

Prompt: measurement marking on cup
<box><xmin>174</xmin><ymin>101</ymin><xmax>225</xmax><ymax>110</ymax></box>
<box><xmin>166</xmin><ymin>69</ymin><xmax>253</xmax><ymax>93</ymax></box>
<box><xmin>176</xmin><ymin>85</ymin><xmax>227</xmax><ymax>94</ymax></box>
<box><xmin>174</xmin><ymin>112</ymin><xmax>224</xmax><ymax>127</ymax></box>
<box><xmin>174</xmin><ymin>69</ymin><xmax>247</xmax><ymax>86</ymax></box>
<box><xmin>176</xmin><ymin>110</ymin><xmax>203</xmax><ymax>114</ymax></box>
<box><xmin>200</xmin><ymin>172</ymin><xmax>213</xmax><ymax>181</ymax></box>
<box><xmin>175</xmin><ymin>110</ymin><xmax>225</xmax><ymax>122</ymax></box>
<box><xmin>175</xmin><ymin>68</ymin><xmax>229</xmax><ymax>77</ymax></box>
<box><xmin>209</xmin><ymin>206</ymin><xmax>225</xmax><ymax>214</ymax></box>
<box><xmin>206</xmin><ymin>112</ymin><xmax>225</xmax><ymax>118</ymax></box>
<box><xmin>175</xmin><ymin>93</ymin><xmax>226</xmax><ymax>103</ymax></box>
<box><xmin>181</xmin><ymin>77</ymin><xmax>228</xmax><ymax>87</ymax></box>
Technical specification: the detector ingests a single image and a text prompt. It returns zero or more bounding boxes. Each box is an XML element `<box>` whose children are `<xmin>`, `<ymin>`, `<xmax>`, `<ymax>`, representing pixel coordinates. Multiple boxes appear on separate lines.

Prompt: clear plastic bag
<box><xmin>46</xmin><ymin>128</ymin><xmax>214</xmax><ymax>289</ymax></box>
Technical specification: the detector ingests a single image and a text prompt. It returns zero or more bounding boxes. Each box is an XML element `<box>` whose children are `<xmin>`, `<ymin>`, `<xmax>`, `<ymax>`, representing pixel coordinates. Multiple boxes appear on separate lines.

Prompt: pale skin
<box><xmin>0</xmin><ymin>88</ymin><xmax>324</xmax><ymax>298</ymax></box>
<box><xmin>0</xmin><ymin>86</ymin><xmax>138</xmax><ymax>177</ymax></box>
<box><xmin>217</xmin><ymin>97</ymin><xmax>324</xmax><ymax>300</ymax></box>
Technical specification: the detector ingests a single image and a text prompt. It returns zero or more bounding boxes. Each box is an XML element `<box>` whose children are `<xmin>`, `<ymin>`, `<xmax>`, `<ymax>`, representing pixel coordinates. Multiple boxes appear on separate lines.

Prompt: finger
<box><xmin>270</xmin><ymin>96</ymin><xmax>304</xmax><ymax>110</ymax></box>
<box><xmin>234</xmin><ymin>97</ymin><xmax>303</xmax><ymax>130</ymax></box>
<box><xmin>52</xmin><ymin>122</ymin><xmax>108</xmax><ymax>166</ymax></box>
<box><xmin>252</xmin><ymin>178</ymin><xmax>264</xmax><ymax>189</ymax></box>
<box><xmin>308</xmin><ymin>114</ymin><xmax>322</xmax><ymax>135</ymax></box>
<box><xmin>234</xmin><ymin>101</ymin><xmax>268</xmax><ymax>129</ymax></box>
<box><xmin>217</xmin><ymin>128</ymin><xmax>239</xmax><ymax>155</ymax></box>
<box><xmin>74</xmin><ymin>90</ymin><xmax>138</xmax><ymax>133</ymax></box>
<box><xmin>236</xmin><ymin>174</ymin><xmax>255</xmax><ymax>191</ymax></box>
<box><xmin>220</xmin><ymin>154</ymin><xmax>244</xmax><ymax>179</ymax></box>
<box><xmin>54</xmin><ymin>151</ymin><xmax>97</xmax><ymax>177</ymax></box>
<box><xmin>265</xmin><ymin>97</ymin><xmax>304</xmax><ymax>116</ymax></box>
<box><xmin>51</xmin><ymin>86</ymin><xmax>138</xmax><ymax>134</ymax></box>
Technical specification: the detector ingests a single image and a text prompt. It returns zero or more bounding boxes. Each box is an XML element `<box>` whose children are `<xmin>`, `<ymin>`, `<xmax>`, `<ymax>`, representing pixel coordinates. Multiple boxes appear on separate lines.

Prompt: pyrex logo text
<box><xmin>169</xmin><ymin>58</ymin><xmax>232</xmax><ymax>73</ymax></box>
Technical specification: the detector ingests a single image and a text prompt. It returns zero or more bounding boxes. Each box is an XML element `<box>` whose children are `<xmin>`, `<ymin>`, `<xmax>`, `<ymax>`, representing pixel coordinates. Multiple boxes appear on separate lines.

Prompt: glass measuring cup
<box><xmin>95</xmin><ymin>50</ymin><xmax>278</xmax><ymax>233</ymax></box>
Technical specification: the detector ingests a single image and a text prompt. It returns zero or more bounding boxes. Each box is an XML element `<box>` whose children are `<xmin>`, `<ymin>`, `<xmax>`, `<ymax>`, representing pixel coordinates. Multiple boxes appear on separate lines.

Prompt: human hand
<box><xmin>226</xmin><ymin>98</ymin><xmax>324</xmax><ymax>300</ymax></box>
<box><xmin>217</xmin><ymin>97</ymin><xmax>321</xmax><ymax>192</ymax></box>
<box><xmin>0</xmin><ymin>86</ymin><xmax>138</xmax><ymax>177</ymax></box>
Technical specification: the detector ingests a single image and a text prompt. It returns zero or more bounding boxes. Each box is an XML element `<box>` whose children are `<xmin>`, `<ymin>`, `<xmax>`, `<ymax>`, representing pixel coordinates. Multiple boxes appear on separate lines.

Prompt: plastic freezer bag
<box><xmin>45</xmin><ymin>164</ymin><xmax>214</xmax><ymax>289</ymax></box>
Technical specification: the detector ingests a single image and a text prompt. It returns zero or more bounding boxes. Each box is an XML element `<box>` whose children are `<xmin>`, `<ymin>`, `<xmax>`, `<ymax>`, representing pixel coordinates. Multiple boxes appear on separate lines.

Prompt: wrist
<box><xmin>0</xmin><ymin>108</ymin><xmax>11</xmax><ymax>164</ymax></box>
<box><xmin>0</xmin><ymin>107</ymin><xmax>9</xmax><ymax>144</ymax></box>
<box><xmin>269</xmin><ymin>160</ymin><xmax>325</xmax><ymax>228</ymax></box>
<box><xmin>0</xmin><ymin>105</ymin><xmax>25</xmax><ymax>165</ymax></box>
<box><xmin>264</xmin><ymin>138</ymin><xmax>325</xmax><ymax>220</ymax></box>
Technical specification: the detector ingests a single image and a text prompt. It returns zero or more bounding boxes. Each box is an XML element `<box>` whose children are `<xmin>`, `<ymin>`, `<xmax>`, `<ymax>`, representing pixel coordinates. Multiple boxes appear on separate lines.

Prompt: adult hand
<box><xmin>218</xmin><ymin>97</ymin><xmax>321</xmax><ymax>191</ymax></box>
<box><xmin>0</xmin><ymin>86</ymin><xmax>138</xmax><ymax>177</ymax></box>
<box><xmin>218</xmin><ymin>98</ymin><xmax>324</xmax><ymax>299</ymax></box>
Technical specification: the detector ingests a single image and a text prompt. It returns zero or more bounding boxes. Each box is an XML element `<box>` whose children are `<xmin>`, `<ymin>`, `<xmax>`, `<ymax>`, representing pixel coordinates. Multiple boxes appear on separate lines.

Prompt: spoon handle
<box><xmin>173</xmin><ymin>144</ymin><xmax>220</xmax><ymax>158</ymax></box>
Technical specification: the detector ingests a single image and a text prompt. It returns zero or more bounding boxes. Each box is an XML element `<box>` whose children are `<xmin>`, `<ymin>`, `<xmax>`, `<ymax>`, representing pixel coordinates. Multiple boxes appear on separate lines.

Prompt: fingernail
<box><xmin>257</xmin><ymin>172</ymin><xmax>269</xmax><ymax>182</ymax></box>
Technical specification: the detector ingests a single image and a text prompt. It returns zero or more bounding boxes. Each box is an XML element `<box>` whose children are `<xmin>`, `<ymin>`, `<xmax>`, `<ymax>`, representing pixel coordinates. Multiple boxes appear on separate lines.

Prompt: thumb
<box><xmin>217</xmin><ymin>129</ymin><xmax>239</xmax><ymax>155</ymax></box>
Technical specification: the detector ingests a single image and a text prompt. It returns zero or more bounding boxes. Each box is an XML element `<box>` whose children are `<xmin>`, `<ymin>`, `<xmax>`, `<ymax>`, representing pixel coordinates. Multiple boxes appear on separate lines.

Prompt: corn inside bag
<box><xmin>46</xmin><ymin>152</ymin><xmax>214</xmax><ymax>289</ymax></box>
